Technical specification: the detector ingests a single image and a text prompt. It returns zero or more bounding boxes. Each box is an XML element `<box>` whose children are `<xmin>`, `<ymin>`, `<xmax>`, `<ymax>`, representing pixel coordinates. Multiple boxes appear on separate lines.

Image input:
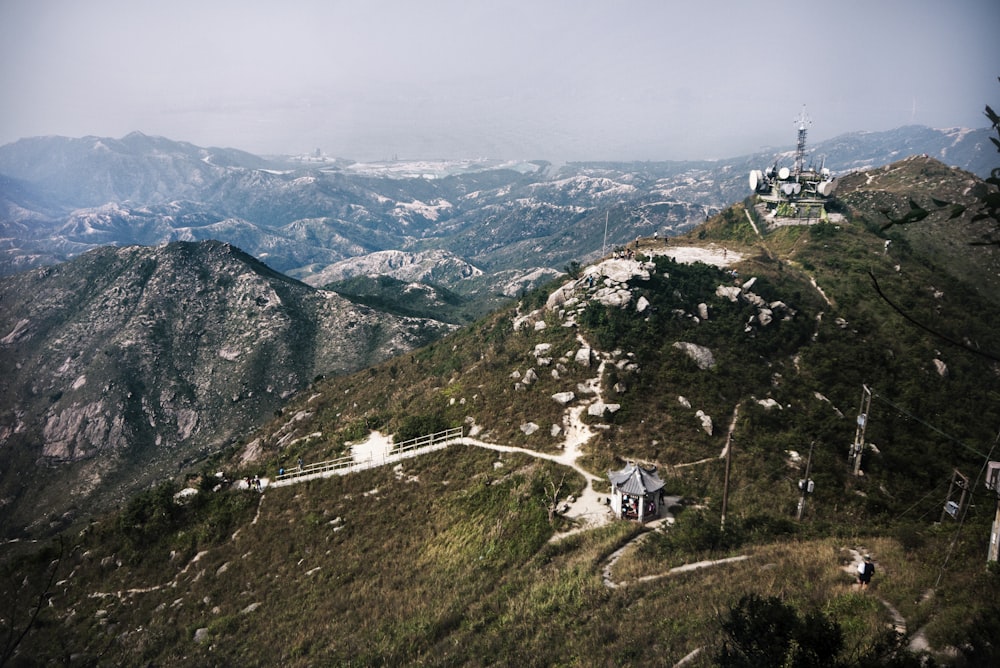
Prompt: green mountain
<box><xmin>3</xmin><ymin>158</ymin><xmax>999</xmax><ymax>666</ymax></box>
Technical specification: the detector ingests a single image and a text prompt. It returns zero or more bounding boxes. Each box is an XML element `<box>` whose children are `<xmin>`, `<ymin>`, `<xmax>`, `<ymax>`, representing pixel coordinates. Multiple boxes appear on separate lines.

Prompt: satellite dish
<box><xmin>817</xmin><ymin>180</ymin><xmax>837</xmax><ymax>197</ymax></box>
<box><xmin>778</xmin><ymin>167</ymin><xmax>790</xmax><ymax>180</ymax></box>
<box><xmin>781</xmin><ymin>183</ymin><xmax>796</xmax><ymax>196</ymax></box>
<box><xmin>792</xmin><ymin>182</ymin><xmax>801</xmax><ymax>195</ymax></box>
<box><xmin>749</xmin><ymin>169</ymin><xmax>764</xmax><ymax>191</ymax></box>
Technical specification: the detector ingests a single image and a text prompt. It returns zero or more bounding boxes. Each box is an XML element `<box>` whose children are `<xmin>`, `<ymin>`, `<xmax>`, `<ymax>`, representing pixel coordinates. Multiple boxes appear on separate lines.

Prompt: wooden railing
<box><xmin>273</xmin><ymin>426</ymin><xmax>464</xmax><ymax>483</ymax></box>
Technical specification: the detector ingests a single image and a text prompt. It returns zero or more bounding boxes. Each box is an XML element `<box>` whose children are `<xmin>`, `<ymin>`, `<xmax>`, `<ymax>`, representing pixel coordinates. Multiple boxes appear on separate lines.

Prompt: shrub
<box><xmin>716</xmin><ymin>593</ymin><xmax>844</xmax><ymax>668</ymax></box>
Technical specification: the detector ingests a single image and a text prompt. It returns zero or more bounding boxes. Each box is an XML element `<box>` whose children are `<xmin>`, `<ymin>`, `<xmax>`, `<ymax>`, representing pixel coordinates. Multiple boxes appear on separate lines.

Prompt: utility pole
<box><xmin>850</xmin><ymin>384</ymin><xmax>872</xmax><ymax>476</ymax></box>
<box><xmin>720</xmin><ymin>403</ymin><xmax>740</xmax><ymax>531</ymax></box>
<box><xmin>987</xmin><ymin>461</ymin><xmax>1000</xmax><ymax>563</ymax></box>
<box><xmin>602</xmin><ymin>211</ymin><xmax>609</xmax><ymax>257</ymax></box>
<box><xmin>796</xmin><ymin>440</ymin><xmax>816</xmax><ymax>521</ymax></box>
<box><xmin>721</xmin><ymin>431</ymin><xmax>733</xmax><ymax>531</ymax></box>
<box><xmin>940</xmin><ymin>469</ymin><xmax>970</xmax><ymax>523</ymax></box>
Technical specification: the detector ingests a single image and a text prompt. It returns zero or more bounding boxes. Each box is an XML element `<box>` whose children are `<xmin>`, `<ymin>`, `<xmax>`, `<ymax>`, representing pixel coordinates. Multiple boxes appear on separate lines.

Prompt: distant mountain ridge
<box><xmin>0</xmin><ymin>126</ymin><xmax>992</xmax><ymax>291</ymax></box>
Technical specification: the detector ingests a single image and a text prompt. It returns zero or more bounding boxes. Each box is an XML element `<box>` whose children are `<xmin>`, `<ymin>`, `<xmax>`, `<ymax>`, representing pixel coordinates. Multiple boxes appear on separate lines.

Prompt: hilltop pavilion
<box><xmin>608</xmin><ymin>462</ymin><xmax>666</xmax><ymax>522</ymax></box>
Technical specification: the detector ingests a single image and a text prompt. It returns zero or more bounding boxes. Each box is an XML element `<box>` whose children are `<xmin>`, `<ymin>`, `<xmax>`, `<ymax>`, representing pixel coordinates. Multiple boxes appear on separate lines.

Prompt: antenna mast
<box><xmin>793</xmin><ymin>105</ymin><xmax>811</xmax><ymax>178</ymax></box>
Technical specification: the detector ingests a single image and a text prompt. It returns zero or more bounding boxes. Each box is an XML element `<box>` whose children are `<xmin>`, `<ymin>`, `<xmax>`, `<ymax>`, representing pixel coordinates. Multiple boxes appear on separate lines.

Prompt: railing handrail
<box><xmin>273</xmin><ymin>426</ymin><xmax>464</xmax><ymax>482</ymax></box>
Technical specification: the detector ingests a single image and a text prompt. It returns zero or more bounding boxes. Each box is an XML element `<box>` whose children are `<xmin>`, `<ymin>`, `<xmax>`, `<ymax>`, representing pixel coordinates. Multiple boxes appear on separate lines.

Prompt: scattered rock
<box><xmin>695</xmin><ymin>410</ymin><xmax>714</xmax><ymax>435</ymax></box>
<box><xmin>552</xmin><ymin>392</ymin><xmax>576</xmax><ymax>405</ymax></box>
<box><xmin>588</xmin><ymin>402</ymin><xmax>621</xmax><ymax>417</ymax></box>
<box><xmin>716</xmin><ymin>285</ymin><xmax>741</xmax><ymax>302</ymax></box>
<box><xmin>673</xmin><ymin>342</ymin><xmax>716</xmax><ymax>370</ymax></box>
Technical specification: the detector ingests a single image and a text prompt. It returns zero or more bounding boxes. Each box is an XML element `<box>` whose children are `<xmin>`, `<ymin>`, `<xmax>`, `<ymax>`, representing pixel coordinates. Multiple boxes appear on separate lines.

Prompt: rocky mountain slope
<box><xmin>2</xmin><ymin>154</ymin><xmax>999</xmax><ymax>666</ymax></box>
<box><xmin>0</xmin><ymin>240</ymin><xmax>452</xmax><ymax>536</ymax></box>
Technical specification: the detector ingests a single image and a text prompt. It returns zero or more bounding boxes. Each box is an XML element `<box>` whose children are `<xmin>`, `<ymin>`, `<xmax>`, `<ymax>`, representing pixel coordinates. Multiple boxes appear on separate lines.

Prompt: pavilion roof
<box><xmin>608</xmin><ymin>462</ymin><xmax>665</xmax><ymax>496</ymax></box>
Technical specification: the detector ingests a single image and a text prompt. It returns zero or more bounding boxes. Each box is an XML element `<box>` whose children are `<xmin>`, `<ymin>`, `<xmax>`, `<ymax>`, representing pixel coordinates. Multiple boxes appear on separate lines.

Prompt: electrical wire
<box><xmin>869</xmin><ymin>389</ymin><xmax>990</xmax><ymax>460</ymax></box>
<box><xmin>895</xmin><ymin>474</ymin><xmax>951</xmax><ymax>520</ymax></box>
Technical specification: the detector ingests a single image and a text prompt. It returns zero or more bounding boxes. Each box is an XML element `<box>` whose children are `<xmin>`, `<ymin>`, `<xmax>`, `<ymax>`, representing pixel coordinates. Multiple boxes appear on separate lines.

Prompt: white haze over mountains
<box><xmin>1</xmin><ymin>0</ymin><xmax>998</xmax><ymax>162</ymax></box>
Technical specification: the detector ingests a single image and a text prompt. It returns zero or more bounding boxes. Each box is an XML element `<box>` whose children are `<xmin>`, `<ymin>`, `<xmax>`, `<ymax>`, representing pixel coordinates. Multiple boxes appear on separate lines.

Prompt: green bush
<box><xmin>716</xmin><ymin>593</ymin><xmax>844</xmax><ymax>668</ymax></box>
<box><xmin>394</xmin><ymin>413</ymin><xmax>450</xmax><ymax>443</ymax></box>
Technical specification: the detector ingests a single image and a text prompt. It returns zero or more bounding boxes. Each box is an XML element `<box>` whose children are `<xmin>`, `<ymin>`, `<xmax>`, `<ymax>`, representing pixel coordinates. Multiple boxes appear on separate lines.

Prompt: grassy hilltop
<box><xmin>3</xmin><ymin>157</ymin><xmax>1000</xmax><ymax>666</ymax></box>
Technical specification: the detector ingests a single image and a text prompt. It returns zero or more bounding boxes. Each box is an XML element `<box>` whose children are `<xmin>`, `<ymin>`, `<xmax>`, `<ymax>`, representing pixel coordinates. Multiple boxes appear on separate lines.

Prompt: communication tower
<box><xmin>749</xmin><ymin>106</ymin><xmax>836</xmax><ymax>225</ymax></box>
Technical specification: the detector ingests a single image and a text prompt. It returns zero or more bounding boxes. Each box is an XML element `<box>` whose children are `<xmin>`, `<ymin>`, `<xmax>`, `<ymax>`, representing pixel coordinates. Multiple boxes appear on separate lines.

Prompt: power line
<box><xmin>895</xmin><ymin>474</ymin><xmax>951</xmax><ymax>520</ymax></box>
<box><xmin>869</xmin><ymin>389</ymin><xmax>990</xmax><ymax>460</ymax></box>
<box><xmin>868</xmin><ymin>270</ymin><xmax>1000</xmax><ymax>363</ymax></box>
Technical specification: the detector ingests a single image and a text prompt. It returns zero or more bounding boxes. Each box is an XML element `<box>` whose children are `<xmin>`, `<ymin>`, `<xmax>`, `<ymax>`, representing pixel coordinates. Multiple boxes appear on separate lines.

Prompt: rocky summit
<box><xmin>0</xmin><ymin>240</ymin><xmax>452</xmax><ymax>535</ymax></box>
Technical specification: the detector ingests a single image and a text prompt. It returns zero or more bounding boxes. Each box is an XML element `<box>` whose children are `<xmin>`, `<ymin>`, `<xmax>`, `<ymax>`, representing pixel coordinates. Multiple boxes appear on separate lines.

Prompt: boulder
<box><xmin>588</xmin><ymin>402</ymin><xmax>622</xmax><ymax>417</ymax></box>
<box><xmin>716</xmin><ymin>285</ymin><xmax>741</xmax><ymax>302</ymax></box>
<box><xmin>673</xmin><ymin>341</ymin><xmax>716</xmax><ymax>370</ymax></box>
<box><xmin>533</xmin><ymin>343</ymin><xmax>552</xmax><ymax>356</ymax></box>
<box><xmin>695</xmin><ymin>409</ymin><xmax>714</xmax><ymax>435</ymax></box>
<box><xmin>552</xmin><ymin>392</ymin><xmax>576</xmax><ymax>405</ymax></box>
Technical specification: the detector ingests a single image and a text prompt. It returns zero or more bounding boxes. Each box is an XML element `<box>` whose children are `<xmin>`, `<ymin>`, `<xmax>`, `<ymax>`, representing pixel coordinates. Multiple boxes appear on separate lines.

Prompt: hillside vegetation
<box><xmin>3</xmin><ymin>158</ymin><xmax>1000</xmax><ymax>666</ymax></box>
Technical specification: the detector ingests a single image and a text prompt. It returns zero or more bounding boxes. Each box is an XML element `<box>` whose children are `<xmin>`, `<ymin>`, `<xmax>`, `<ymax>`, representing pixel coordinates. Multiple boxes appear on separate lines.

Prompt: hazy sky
<box><xmin>1</xmin><ymin>0</ymin><xmax>997</xmax><ymax>161</ymax></box>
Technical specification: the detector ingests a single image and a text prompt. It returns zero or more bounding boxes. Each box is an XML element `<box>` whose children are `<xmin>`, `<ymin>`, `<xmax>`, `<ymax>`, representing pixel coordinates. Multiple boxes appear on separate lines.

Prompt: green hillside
<box><xmin>3</xmin><ymin>158</ymin><xmax>1000</xmax><ymax>666</ymax></box>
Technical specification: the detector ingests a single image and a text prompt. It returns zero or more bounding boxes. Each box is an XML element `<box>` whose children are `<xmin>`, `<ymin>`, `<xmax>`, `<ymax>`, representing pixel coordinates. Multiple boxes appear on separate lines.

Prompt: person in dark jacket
<box><xmin>857</xmin><ymin>555</ymin><xmax>875</xmax><ymax>590</ymax></box>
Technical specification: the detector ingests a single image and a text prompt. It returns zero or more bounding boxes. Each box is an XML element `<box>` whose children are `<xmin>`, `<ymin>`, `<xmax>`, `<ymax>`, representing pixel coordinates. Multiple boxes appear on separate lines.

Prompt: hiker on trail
<box><xmin>857</xmin><ymin>555</ymin><xmax>875</xmax><ymax>590</ymax></box>
<box><xmin>297</xmin><ymin>457</ymin><xmax>304</xmax><ymax>471</ymax></box>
